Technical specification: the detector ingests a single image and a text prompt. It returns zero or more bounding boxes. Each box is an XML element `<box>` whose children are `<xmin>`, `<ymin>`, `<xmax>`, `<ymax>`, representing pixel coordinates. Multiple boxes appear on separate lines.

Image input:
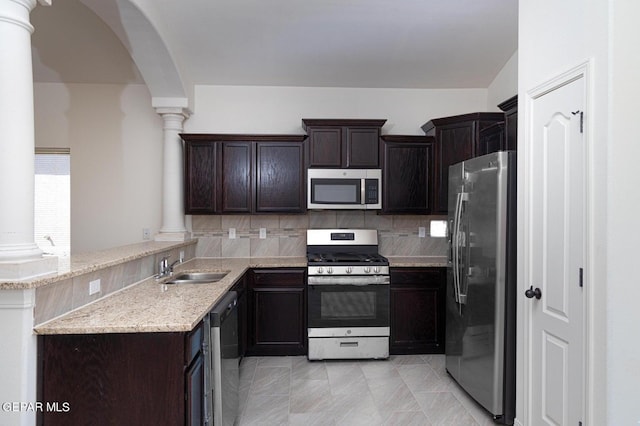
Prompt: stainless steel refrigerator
<box><xmin>446</xmin><ymin>151</ymin><xmax>516</xmax><ymax>425</ymax></box>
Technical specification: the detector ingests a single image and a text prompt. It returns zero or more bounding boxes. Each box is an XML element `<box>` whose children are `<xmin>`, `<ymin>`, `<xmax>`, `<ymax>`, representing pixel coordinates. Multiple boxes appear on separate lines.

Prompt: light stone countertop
<box><xmin>0</xmin><ymin>240</ymin><xmax>197</xmax><ymax>290</ymax></box>
<box><xmin>33</xmin><ymin>256</ymin><xmax>447</xmax><ymax>335</ymax></box>
<box><xmin>386</xmin><ymin>256</ymin><xmax>449</xmax><ymax>267</ymax></box>
<box><xmin>34</xmin><ymin>257</ymin><xmax>307</xmax><ymax>335</ymax></box>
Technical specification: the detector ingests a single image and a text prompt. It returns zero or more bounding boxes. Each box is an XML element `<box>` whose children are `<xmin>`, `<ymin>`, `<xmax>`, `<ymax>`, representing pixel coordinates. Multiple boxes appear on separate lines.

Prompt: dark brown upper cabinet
<box><xmin>182</xmin><ymin>134</ymin><xmax>307</xmax><ymax>214</ymax></box>
<box><xmin>498</xmin><ymin>95</ymin><xmax>518</xmax><ymax>152</ymax></box>
<box><xmin>478</xmin><ymin>121</ymin><xmax>506</xmax><ymax>157</ymax></box>
<box><xmin>380</xmin><ymin>135</ymin><xmax>434</xmax><ymax>214</ymax></box>
<box><xmin>302</xmin><ymin>119</ymin><xmax>386</xmax><ymax>168</ymax></box>
<box><xmin>421</xmin><ymin>112</ymin><xmax>505</xmax><ymax>214</ymax></box>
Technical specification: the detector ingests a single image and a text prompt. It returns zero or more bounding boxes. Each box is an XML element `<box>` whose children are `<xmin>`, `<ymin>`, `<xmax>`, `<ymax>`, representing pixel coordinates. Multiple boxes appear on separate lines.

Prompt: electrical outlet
<box><xmin>229</xmin><ymin>228</ymin><xmax>236</xmax><ymax>239</ymax></box>
<box><xmin>89</xmin><ymin>279</ymin><xmax>101</xmax><ymax>295</ymax></box>
<box><xmin>179</xmin><ymin>250</ymin><xmax>185</xmax><ymax>262</ymax></box>
<box><xmin>259</xmin><ymin>228</ymin><xmax>266</xmax><ymax>239</ymax></box>
<box><xmin>142</xmin><ymin>228</ymin><xmax>150</xmax><ymax>240</ymax></box>
<box><xmin>418</xmin><ymin>226</ymin><xmax>426</xmax><ymax>238</ymax></box>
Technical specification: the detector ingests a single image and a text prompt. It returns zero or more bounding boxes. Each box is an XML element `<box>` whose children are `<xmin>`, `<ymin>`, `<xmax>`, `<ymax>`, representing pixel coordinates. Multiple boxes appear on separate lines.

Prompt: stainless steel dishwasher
<box><xmin>205</xmin><ymin>291</ymin><xmax>239</xmax><ymax>426</ymax></box>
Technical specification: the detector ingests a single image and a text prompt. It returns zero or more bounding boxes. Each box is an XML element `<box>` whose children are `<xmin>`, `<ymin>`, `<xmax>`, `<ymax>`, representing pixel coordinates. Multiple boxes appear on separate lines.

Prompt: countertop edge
<box><xmin>34</xmin><ymin>256</ymin><xmax>446</xmax><ymax>336</ymax></box>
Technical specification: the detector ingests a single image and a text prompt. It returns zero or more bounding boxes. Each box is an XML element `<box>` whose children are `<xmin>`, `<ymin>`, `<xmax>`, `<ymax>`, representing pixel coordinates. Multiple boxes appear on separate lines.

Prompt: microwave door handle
<box><xmin>361</xmin><ymin>178</ymin><xmax>366</xmax><ymax>205</ymax></box>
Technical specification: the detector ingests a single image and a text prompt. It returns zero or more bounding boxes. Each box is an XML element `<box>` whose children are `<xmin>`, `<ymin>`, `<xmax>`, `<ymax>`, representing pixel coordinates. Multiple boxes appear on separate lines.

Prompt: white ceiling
<box><xmin>31</xmin><ymin>0</ymin><xmax>518</xmax><ymax>89</ymax></box>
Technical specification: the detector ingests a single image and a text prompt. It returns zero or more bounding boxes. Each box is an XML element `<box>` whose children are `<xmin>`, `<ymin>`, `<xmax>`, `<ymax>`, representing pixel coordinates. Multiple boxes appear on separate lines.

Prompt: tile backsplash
<box><xmin>191</xmin><ymin>211</ymin><xmax>448</xmax><ymax>258</ymax></box>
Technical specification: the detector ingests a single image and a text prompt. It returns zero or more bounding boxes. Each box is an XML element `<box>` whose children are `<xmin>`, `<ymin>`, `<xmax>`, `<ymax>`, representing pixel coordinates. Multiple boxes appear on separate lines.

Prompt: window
<box><xmin>35</xmin><ymin>148</ymin><xmax>70</xmax><ymax>256</ymax></box>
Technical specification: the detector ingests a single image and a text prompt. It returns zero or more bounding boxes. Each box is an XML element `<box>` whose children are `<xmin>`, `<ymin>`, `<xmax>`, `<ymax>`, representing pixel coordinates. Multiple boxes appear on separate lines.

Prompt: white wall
<box><xmin>487</xmin><ymin>50</ymin><xmax>518</xmax><ymax>111</ymax></box>
<box><xmin>607</xmin><ymin>0</ymin><xmax>640</xmax><ymax>424</ymax></box>
<box><xmin>186</xmin><ymin>85</ymin><xmax>491</xmax><ymax>135</ymax></box>
<box><xmin>34</xmin><ymin>83</ymin><xmax>164</xmax><ymax>253</ymax></box>
<box><xmin>518</xmin><ymin>0</ymin><xmax>630</xmax><ymax>424</ymax></box>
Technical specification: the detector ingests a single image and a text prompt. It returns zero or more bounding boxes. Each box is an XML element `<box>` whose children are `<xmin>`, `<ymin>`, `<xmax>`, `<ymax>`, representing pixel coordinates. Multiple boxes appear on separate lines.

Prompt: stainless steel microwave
<box><xmin>307</xmin><ymin>169</ymin><xmax>382</xmax><ymax>210</ymax></box>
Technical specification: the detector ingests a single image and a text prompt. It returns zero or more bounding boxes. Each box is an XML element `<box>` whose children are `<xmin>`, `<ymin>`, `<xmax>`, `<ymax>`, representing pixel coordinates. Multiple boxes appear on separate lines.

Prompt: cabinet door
<box><xmin>185</xmin><ymin>354</ymin><xmax>204</xmax><ymax>426</ymax></box>
<box><xmin>307</xmin><ymin>127</ymin><xmax>342</xmax><ymax>167</ymax></box>
<box><xmin>477</xmin><ymin>122</ymin><xmax>505</xmax><ymax>156</ymax></box>
<box><xmin>247</xmin><ymin>269</ymin><xmax>306</xmax><ymax>356</ymax></box>
<box><xmin>499</xmin><ymin>95</ymin><xmax>518</xmax><ymax>152</ymax></box>
<box><xmin>184</xmin><ymin>142</ymin><xmax>217</xmax><ymax>214</ymax></box>
<box><xmin>255</xmin><ymin>142</ymin><xmax>305</xmax><ymax>212</ymax></box>
<box><xmin>434</xmin><ymin>121</ymin><xmax>475</xmax><ymax>213</ymax></box>
<box><xmin>382</xmin><ymin>137</ymin><xmax>432</xmax><ymax>214</ymax></box>
<box><xmin>220</xmin><ymin>142</ymin><xmax>252</xmax><ymax>213</ymax></box>
<box><xmin>346</xmin><ymin>127</ymin><xmax>380</xmax><ymax>168</ymax></box>
<box><xmin>232</xmin><ymin>273</ymin><xmax>248</xmax><ymax>358</ymax></box>
<box><xmin>390</xmin><ymin>268</ymin><xmax>446</xmax><ymax>354</ymax></box>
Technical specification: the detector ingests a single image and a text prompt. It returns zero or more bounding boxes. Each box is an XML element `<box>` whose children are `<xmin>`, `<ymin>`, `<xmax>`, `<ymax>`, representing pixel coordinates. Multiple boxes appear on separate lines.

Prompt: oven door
<box><xmin>307</xmin><ymin>276</ymin><xmax>389</xmax><ymax>329</ymax></box>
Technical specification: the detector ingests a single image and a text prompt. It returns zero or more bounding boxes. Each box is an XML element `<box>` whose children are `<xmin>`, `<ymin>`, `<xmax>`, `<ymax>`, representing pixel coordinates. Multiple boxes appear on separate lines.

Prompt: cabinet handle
<box><xmin>340</xmin><ymin>342</ymin><xmax>359</xmax><ymax>348</ymax></box>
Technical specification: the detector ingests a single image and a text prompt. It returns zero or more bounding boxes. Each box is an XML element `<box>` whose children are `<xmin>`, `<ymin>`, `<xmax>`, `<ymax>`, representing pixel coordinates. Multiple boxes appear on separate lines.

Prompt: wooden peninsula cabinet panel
<box><xmin>181</xmin><ymin>134</ymin><xmax>307</xmax><ymax>214</ymax></box>
<box><xmin>390</xmin><ymin>267</ymin><xmax>446</xmax><ymax>354</ymax></box>
<box><xmin>381</xmin><ymin>135</ymin><xmax>434</xmax><ymax>214</ymax></box>
<box><xmin>302</xmin><ymin>119</ymin><xmax>386</xmax><ymax>168</ymax></box>
<box><xmin>38</xmin><ymin>328</ymin><xmax>204</xmax><ymax>426</ymax></box>
<box><xmin>422</xmin><ymin>112</ymin><xmax>505</xmax><ymax>213</ymax></box>
<box><xmin>247</xmin><ymin>268</ymin><xmax>307</xmax><ymax>356</ymax></box>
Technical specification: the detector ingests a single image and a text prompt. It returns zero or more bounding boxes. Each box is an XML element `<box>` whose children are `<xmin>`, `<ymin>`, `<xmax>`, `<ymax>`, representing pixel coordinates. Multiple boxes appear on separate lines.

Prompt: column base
<box><xmin>0</xmin><ymin>256</ymin><xmax>58</xmax><ymax>281</ymax></box>
<box><xmin>154</xmin><ymin>231</ymin><xmax>192</xmax><ymax>242</ymax></box>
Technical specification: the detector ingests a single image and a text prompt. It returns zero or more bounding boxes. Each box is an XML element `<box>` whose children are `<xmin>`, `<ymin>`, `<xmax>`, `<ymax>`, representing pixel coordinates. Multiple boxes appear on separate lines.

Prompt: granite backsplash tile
<box><xmin>192</xmin><ymin>213</ymin><xmax>447</xmax><ymax>258</ymax></box>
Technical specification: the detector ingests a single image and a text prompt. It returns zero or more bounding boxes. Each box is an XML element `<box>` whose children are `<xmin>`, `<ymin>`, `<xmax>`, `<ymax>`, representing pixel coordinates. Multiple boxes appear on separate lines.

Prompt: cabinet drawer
<box><xmin>185</xmin><ymin>321</ymin><xmax>204</xmax><ymax>366</ymax></box>
<box><xmin>390</xmin><ymin>267</ymin><xmax>445</xmax><ymax>287</ymax></box>
<box><xmin>251</xmin><ymin>268</ymin><xmax>306</xmax><ymax>287</ymax></box>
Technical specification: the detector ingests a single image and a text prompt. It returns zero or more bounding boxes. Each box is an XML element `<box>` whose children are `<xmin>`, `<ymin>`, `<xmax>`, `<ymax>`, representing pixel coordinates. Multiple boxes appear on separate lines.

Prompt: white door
<box><xmin>527</xmin><ymin>75</ymin><xmax>585</xmax><ymax>425</ymax></box>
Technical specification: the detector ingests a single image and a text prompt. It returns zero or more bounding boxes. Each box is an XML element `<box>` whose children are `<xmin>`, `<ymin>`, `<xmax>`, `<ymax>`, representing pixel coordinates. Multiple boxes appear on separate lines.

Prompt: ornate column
<box><xmin>154</xmin><ymin>106</ymin><xmax>191</xmax><ymax>241</ymax></box>
<box><xmin>0</xmin><ymin>3</ymin><xmax>53</xmax><ymax>425</ymax></box>
<box><xmin>0</xmin><ymin>0</ymin><xmax>55</xmax><ymax>278</ymax></box>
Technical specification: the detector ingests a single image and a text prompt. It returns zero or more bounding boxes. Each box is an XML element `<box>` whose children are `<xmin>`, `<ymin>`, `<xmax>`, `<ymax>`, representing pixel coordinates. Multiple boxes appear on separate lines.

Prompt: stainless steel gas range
<box><xmin>306</xmin><ymin>229</ymin><xmax>390</xmax><ymax>360</ymax></box>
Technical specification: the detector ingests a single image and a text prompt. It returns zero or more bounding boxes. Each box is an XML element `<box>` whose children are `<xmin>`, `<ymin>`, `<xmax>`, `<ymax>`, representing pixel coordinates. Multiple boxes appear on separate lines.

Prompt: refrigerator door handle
<box><xmin>452</xmin><ymin>191</ymin><xmax>463</xmax><ymax>308</ymax></box>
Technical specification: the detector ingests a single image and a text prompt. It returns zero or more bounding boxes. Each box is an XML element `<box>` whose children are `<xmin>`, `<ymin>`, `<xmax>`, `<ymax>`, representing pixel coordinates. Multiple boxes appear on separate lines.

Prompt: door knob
<box><xmin>525</xmin><ymin>286</ymin><xmax>542</xmax><ymax>300</ymax></box>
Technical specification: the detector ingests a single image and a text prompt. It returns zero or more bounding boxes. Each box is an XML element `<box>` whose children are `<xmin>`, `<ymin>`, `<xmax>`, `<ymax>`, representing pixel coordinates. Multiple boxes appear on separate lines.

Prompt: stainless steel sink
<box><xmin>165</xmin><ymin>271</ymin><xmax>229</xmax><ymax>284</ymax></box>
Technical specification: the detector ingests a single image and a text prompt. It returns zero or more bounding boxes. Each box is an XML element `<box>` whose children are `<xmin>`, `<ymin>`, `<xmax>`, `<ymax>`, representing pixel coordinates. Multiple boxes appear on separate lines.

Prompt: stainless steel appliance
<box><xmin>307</xmin><ymin>168</ymin><xmax>382</xmax><ymax>209</ymax></box>
<box><xmin>205</xmin><ymin>291</ymin><xmax>239</xmax><ymax>426</ymax></box>
<box><xmin>446</xmin><ymin>151</ymin><xmax>516</xmax><ymax>425</ymax></box>
<box><xmin>306</xmin><ymin>229</ymin><xmax>390</xmax><ymax>360</ymax></box>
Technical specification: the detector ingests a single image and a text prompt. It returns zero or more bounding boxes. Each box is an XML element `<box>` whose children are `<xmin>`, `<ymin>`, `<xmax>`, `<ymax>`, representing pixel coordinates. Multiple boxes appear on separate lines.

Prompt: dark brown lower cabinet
<box><xmin>38</xmin><ymin>325</ymin><xmax>204</xmax><ymax>426</ymax></box>
<box><xmin>247</xmin><ymin>268</ymin><xmax>307</xmax><ymax>356</ymax></box>
<box><xmin>232</xmin><ymin>272</ymin><xmax>248</xmax><ymax>358</ymax></box>
<box><xmin>390</xmin><ymin>267</ymin><xmax>446</xmax><ymax>355</ymax></box>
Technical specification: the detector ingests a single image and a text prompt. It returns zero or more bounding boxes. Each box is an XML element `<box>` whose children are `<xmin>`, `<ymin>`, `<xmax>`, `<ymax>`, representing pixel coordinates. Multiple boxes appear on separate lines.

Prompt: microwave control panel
<box><xmin>364</xmin><ymin>179</ymin><xmax>379</xmax><ymax>204</ymax></box>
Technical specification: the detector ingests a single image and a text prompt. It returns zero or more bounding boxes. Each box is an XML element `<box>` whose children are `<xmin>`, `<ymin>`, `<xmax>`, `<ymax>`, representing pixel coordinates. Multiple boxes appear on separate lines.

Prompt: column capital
<box><xmin>155</xmin><ymin>106</ymin><xmax>191</xmax><ymax>119</ymax></box>
<box><xmin>0</xmin><ymin>0</ymin><xmax>40</xmax><ymax>33</ymax></box>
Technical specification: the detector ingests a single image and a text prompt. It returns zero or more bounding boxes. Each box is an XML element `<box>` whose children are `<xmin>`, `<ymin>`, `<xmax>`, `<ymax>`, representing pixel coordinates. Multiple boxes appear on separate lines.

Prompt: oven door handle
<box><xmin>308</xmin><ymin>276</ymin><xmax>390</xmax><ymax>286</ymax></box>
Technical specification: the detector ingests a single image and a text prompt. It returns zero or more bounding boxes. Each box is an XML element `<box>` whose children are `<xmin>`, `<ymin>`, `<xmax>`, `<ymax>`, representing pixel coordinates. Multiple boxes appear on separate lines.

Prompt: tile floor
<box><xmin>237</xmin><ymin>354</ymin><xmax>495</xmax><ymax>425</ymax></box>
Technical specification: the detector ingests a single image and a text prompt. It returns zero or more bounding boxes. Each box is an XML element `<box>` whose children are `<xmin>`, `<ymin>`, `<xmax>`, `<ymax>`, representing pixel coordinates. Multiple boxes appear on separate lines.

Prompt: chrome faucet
<box><xmin>156</xmin><ymin>255</ymin><xmax>183</xmax><ymax>279</ymax></box>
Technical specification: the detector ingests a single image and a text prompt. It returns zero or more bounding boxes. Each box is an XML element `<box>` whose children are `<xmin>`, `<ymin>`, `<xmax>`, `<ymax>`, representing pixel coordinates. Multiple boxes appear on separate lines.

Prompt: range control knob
<box><xmin>327</xmin><ymin>267</ymin><xmax>333</xmax><ymax>274</ymax></box>
<box><xmin>317</xmin><ymin>267</ymin><xmax>324</xmax><ymax>274</ymax></box>
<box><xmin>373</xmin><ymin>266</ymin><xmax>380</xmax><ymax>273</ymax></box>
<box><xmin>346</xmin><ymin>266</ymin><xmax>353</xmax><ymax>274</ymax></box>
<box><xmin>364</xmin><ymin>266</ymin><xmax>371</xmax><ymax>274</ymax></box>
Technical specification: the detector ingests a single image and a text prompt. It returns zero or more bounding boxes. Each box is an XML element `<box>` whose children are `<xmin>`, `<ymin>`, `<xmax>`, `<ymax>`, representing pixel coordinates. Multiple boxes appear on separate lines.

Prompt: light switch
<box><xmin>259</xmin><ymin>228</ymin><xmax>267</xmax><ymax>239</ymax></box>
<box><xmin>418</xmin><ymin>226</ymin><xmax>426</xmax><ymax>238</ymax></box>
<box><xmin>228</xmin><ymin>228</ymin><xmax>236</xmax><ymax>239</ymax></box>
